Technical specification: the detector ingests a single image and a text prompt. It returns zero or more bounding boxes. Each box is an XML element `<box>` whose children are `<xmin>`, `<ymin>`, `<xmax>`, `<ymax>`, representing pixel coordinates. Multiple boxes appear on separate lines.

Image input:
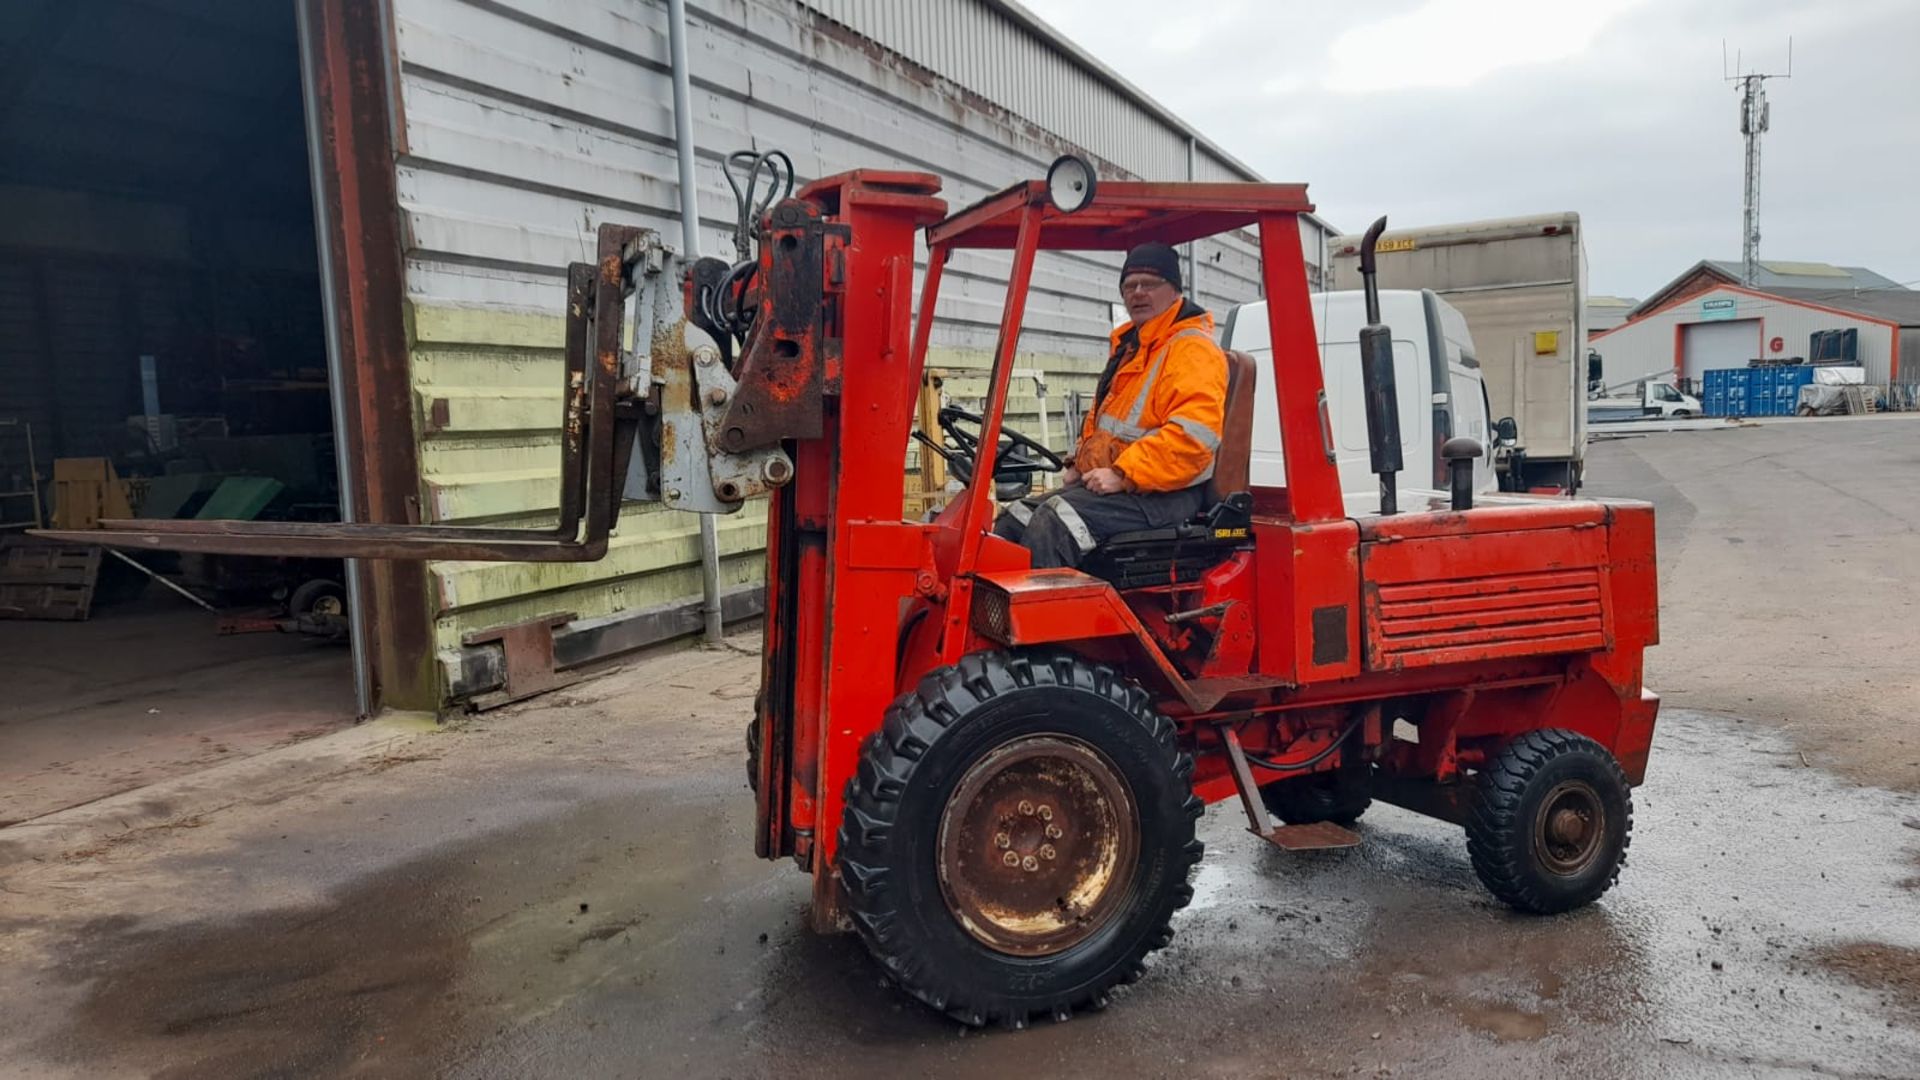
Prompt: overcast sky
<box><xmin>1021</xmin><ymin>0</ymin><xmax>1920</xmax><ymax>300</ymax></box>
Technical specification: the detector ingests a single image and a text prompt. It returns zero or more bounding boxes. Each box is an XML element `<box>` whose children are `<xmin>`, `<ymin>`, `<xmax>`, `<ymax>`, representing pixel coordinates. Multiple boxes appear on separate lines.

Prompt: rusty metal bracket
<box><xmin>462</xmin><ymin>612</ymin><xmax>578</xmax><ymax>710</ymax></box>
<box><xmin>1220</xmin><ymin>726</ymin><xmax>1362</xmax><ymax>853</ymax></box>
<box><xmin>714</xmin><ymin>198</ymin><xmax>846</xmax><ymax>453</ymax></box>
<box><xmin>1222</xmin><ymin>726</ymin><xmax>1280</xmax><ymax>837</ymax></box>
<box><xmin>645</xmin><ymin>278</ymin><xmax>795</xmax><ymax>513</ymax></box>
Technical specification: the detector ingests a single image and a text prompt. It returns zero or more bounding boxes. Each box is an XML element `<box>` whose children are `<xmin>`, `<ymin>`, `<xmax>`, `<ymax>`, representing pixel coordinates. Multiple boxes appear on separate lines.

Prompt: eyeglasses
<box><xmin>1119</xmin><ymin>277</ymin><xmax>1169</xmax><ymax>296</ymax></box>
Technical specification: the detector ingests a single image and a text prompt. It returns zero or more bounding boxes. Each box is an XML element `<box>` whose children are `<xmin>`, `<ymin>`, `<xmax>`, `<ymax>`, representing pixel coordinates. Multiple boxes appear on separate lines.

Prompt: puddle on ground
<box><xmin>1810</xmin><ymin>941</ymin><xmax>1920</xmax><ymax>1018</ymax></box>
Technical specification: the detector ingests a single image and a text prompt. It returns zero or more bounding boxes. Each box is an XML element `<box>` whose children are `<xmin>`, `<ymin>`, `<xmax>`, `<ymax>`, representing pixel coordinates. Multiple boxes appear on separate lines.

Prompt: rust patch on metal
<box><xmin>714</xmin><ymin>199</ymin><xmax>842</xmax><ymax>451</ymax></box>
<box><xmin>565</xmin><ymin>372</ymin><xmax>585</xmax><ymax>452</ymax></box>
<box><xmin>935</xmin><ymin>735</ymin><xmax>1138</xmax><ymax>957</ymax></box>
<box><xmin>1533</xmin><ymin>779</ymin><xmax>1606</xmax><ymax>876</ymax></box>
<box><xmin>461</xmin><ymin>612</ymin><xmax>577</xmax><ymax>710</ymax></box>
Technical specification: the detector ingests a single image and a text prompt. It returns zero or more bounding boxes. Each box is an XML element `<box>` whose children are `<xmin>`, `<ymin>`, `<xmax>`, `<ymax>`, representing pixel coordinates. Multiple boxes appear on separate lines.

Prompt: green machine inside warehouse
<box><xmin>0</xmin><ymin>2</ymin><xmax>357</xmax><ymax>825</ymax></box>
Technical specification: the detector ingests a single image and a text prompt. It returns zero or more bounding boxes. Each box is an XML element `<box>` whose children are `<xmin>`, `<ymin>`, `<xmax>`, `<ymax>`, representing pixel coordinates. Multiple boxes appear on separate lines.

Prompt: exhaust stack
<box><xmin>1356</xmin><ymin>216</ymin><xmax>1405</xmax><ymax>516</ymax></box>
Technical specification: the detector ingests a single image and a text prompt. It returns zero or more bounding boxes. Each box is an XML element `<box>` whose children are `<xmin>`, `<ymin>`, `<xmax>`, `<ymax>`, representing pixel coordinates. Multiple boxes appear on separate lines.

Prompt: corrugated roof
<box><xmin>1766</xmin><ymin>286</ymin><xmax>1920</xmax><ymax>326</ymax></box>
<box><xmin>1589</xmin><ymin>295</ymin><xmax>1639</xmax><ymax>308</ymax></box>
<box><xmin>795</xmin><ymin>0</ymin><xmax>1342</xmax><ymax>238</ymax></box>
<box><xmin>1704</xmin><ymin>260</ymin><xmax>1902</xmax><ymax>291</ymax></box>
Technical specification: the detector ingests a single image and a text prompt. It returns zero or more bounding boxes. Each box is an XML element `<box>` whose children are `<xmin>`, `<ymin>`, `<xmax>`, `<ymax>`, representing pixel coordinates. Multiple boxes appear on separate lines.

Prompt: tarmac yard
<box><xmin>2</xmin><ymin>415</ymin><xmax>1918</xmax><ymax>1079</ymax></box>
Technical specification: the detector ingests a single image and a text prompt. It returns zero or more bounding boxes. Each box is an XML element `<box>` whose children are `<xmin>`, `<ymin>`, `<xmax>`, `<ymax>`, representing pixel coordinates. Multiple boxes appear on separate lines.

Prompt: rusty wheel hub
<box><xmin>1535</xmin><ymin>780</ymin><xmax>1605</xmax><ymax>876</ymax></box>
<box><xmin>936</xmin><ymin>735</ymin><xmax>1139</xmax><ymax>956</ymax></box>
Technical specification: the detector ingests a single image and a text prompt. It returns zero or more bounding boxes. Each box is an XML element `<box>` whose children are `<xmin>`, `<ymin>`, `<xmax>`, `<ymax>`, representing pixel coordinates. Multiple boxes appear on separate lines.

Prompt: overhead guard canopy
<box><xmin>926</xmin><ymin>179</ymin><xmax>1314</xmax><ymax>251</ymax></box>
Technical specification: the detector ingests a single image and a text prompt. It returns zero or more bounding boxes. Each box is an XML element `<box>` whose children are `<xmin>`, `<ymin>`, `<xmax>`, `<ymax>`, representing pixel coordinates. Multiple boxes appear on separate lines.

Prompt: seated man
<box><xmin>993</xmin><ymin>242</ymin><xmax>1227</xmax><ymax>569</ymax></box>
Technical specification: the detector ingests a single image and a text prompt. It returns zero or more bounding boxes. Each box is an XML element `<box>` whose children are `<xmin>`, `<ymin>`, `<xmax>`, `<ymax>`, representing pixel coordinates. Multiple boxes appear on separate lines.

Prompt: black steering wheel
<box><xmin>912</xmin><ymin>405</ymin><xmax>1065</xmax><ymax>486</ymax></box>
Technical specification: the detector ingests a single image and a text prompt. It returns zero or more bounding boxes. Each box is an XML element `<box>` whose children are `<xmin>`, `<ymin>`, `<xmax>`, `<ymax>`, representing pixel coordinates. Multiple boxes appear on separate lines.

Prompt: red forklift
<box><xmin>42</xmin><ymin>157</ymin><xmax>1660</xmax><ymax>1029</ymax></box>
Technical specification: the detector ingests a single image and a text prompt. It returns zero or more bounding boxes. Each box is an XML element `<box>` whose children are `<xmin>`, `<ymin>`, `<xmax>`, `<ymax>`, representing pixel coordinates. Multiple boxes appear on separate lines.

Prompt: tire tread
<box><xmin>837</xmin><ymin>649</ymin><xmax>1203</xmax><ymax>1028</ymax></box>
<box><xmin>1466</xmin><ymin>728</ymin><xmax>1633</xmax><ymax>914</ymax></box>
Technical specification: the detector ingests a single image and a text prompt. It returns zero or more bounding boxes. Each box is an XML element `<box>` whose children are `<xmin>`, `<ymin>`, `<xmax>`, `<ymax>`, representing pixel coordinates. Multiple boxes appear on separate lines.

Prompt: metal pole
<box><xmin>1741</xmin><ymin>75</ymin><xmax>1766</xmax><ymax>286</ymax></box>
<box><xmin>296</xmin><ymin>0</ymin><xmax>372</xmax><ymax>718</ymax></box>
<box><xmin>1186</xmin><ymin>137</ymin><xmax>1198</xmax><ymax>301</ymax></box>
<box><xmin>20</xmin><ymin>420</ymin><xmax>42</xmax><ymax>528</ymax></box>
<box><xmin>104</xmin><ymin>549</ymin><xmax>221</xmax><ymax>614</ymax></box>
<box><xmin>667</xmin><ymin>0</ymin><xmax>725</xmax><ymax>646</ymax></box>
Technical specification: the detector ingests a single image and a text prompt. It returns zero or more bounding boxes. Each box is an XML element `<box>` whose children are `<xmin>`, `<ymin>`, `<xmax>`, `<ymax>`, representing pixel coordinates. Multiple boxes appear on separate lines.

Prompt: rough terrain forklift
<box><xmin>43</xmin><ymin>156</ymin><xmax>1660</xmax><ymax>1028</ymax></box>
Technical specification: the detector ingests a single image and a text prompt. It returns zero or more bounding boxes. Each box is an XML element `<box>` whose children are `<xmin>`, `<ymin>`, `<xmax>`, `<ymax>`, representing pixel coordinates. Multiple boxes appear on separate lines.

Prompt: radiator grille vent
<box><xmin>1370</xmin><ymin>568</ymin><xmax>1607</xmax><ymax>668</ymax></box>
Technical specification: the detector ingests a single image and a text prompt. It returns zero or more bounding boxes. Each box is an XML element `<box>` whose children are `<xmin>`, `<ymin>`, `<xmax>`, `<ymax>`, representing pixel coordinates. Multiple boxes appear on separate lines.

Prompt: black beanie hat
<box><xmin>1120</xmin><ymin>242</ymin><xmax>1182</xmax><ymax>293</ymax></box>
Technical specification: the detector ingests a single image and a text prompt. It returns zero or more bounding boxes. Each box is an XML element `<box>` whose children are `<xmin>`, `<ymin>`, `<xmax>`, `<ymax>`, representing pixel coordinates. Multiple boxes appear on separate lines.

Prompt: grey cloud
<box><xmin>1024</xmin><ymin>0</ymin><xmax>1920</xmax><ymax>297</ymax></box>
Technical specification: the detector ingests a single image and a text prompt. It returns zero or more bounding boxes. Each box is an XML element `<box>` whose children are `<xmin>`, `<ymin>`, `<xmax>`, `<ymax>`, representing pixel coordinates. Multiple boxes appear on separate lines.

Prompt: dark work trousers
<box><xmin>992</xmin><ymin>483</ymin><xmax>1206</xmax><ymax>569</ymax></box>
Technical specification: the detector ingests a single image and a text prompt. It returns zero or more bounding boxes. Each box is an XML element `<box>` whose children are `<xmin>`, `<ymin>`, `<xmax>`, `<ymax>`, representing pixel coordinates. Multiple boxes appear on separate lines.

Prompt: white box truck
<box><xmin>1221</xmin><ymin>289</ymin><xmax>1497</xmax><ymax>510</ymax></box>
<box><xmin>1327</xmin><ymin>214</ymin><xmax>1587</xmax><ymax>491</ymax></box>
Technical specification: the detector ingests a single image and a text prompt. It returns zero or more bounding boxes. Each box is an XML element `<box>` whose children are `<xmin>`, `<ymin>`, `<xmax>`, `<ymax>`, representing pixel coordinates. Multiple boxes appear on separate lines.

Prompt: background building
<box><xmin>1587</xmin><ymin>295</ymin><xmax>1639</xmax><ymax>334</ymax></box>
<box><xmin>1591</xmin><ymin>260</ymin><xmax>1918</xmax><ymax>390</ymax></box>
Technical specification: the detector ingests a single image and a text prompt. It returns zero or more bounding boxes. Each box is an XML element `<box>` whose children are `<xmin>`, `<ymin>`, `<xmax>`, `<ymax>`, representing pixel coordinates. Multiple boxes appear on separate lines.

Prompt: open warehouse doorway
<box><xmin>0</xmin><ymin>0</ymin><xmax>367</xmax><ymax>825</ymax></box>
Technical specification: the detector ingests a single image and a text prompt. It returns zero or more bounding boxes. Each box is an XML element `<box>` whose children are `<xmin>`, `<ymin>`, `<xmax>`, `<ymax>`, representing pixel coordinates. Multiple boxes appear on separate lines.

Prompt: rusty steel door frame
<box><xmin>300</xmin><ymin>0</ymin><xmax>434</xmax><ymax>713</ymax></box>
<box><xmin>20</xmin><ymin>1</ymin><xmax>439</xmax><ymax>714</ymax></box>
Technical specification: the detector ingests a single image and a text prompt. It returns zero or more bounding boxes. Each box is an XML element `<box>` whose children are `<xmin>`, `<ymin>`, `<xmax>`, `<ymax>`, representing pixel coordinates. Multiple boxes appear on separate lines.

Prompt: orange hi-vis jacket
<box><xmin>1073</xmin><ymin>301</ymin><xmax>1227</xmax><ymax>493</ymax></box>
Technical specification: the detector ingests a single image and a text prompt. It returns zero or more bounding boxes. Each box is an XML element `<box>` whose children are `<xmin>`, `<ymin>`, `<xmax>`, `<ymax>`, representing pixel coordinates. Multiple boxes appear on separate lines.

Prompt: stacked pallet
<box><xmin>0</xmin><ymin>543</ymin><xmax>101</xmax><ymax>620</ymax></box>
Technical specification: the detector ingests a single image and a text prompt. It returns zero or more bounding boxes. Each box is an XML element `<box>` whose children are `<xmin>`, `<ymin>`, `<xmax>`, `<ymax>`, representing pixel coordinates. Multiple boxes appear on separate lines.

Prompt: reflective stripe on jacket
<box><xmin>1073</xmin><ymin>303</ymin><xmax>1226</xmax><ymax>493</ymax></box>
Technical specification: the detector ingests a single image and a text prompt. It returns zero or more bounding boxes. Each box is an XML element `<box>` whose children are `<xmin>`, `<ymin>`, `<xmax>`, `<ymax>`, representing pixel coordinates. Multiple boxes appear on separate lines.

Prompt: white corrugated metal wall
<box><xmin>1592</xmin><ymin>285</ymin><xmax>1900</xmax><ymax>388</ymax></box>
<box><xmin>797</xmin><ymin>0</ymin><xmax>1259</xmax><ymax>185</ymax></box>
<box><xmin>388</xmin><ymin>0</ymin><xmax>1305</xmax><ymax>700</ymax></box>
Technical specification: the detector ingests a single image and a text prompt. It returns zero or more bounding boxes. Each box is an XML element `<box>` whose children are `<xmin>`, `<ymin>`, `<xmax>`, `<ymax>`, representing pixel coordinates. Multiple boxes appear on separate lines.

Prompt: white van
<box><xmin>1221</xmin><ymin>289</ymin><xmax>1498</xmax><ymax>512</ymax></box>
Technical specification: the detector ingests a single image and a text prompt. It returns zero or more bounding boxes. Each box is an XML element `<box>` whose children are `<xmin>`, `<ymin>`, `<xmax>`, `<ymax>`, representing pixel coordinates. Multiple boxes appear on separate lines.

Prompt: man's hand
<box><xmin>1082</xmin><ymin>467</ymin><xmax>1126</xmax><ymax>495</ymax></box>
<box><xmin>1061</xmin><ymin>465</ymin><xmax>1081</xmax><ymax>486</ymax></box>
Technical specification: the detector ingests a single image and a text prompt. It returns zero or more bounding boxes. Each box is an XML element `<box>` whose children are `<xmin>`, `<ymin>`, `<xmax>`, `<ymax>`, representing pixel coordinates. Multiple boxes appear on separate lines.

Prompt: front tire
<box><xmin>838</xmin><ymin>650</ymin><xmax>1203</xmax><ymax>1028</ymax></box>
<box><xmin>1466</xmin><ymin>729</ymin><xmax>1631</xmax><ymax>914</ymax></box>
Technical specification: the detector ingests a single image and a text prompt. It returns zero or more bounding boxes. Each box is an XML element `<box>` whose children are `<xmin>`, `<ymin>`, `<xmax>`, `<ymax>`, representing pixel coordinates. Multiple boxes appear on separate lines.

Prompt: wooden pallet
<box><xmin>0</xmin><ymin>543</ymin><xmax>102</xmax><ymax>620</ymax></box>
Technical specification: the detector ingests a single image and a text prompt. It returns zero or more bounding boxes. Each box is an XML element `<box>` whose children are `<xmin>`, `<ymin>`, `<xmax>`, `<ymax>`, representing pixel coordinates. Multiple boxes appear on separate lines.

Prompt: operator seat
<box><xmin>1078</xmin><ymin>348</ymin><xmax>1259</xmax><ymax>588</ymax></box>
<box><xmin>1206</xmin><ymin>348</ymin><xmax>1258</xmax><ymax>503</ymax></box>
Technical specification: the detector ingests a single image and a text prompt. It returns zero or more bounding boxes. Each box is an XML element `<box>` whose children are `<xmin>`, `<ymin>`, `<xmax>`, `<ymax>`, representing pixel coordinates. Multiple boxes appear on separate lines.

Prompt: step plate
<box><xmin>1252</xmin><ymin>821</ymin><xmax>1362</xmax><ymax>852</ymax></box>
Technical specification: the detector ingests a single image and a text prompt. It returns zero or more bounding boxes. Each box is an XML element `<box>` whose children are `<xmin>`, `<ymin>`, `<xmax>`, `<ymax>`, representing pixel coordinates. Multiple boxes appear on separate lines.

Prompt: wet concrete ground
<box><xmin>4</xmin><ymin>701</ymin><xmax>1916</xmax><ymax>1079</ymax></box>
<box><xmin>2</xmin><ymin>418</ymin><xmax>1917</xmax><ymax>1078</ymax></box>
<box><xmin>0</xmin><ymin>597</ymin><xmax>354</xmax><ymax>825</ymax></box>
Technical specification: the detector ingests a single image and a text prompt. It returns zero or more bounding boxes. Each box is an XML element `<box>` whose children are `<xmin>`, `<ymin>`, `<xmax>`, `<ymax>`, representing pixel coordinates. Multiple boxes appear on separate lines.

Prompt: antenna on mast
<box><xmin>1723</xmin><ymin>38</ymin><xmax>1792</xmax><ymax>286</ymax></box>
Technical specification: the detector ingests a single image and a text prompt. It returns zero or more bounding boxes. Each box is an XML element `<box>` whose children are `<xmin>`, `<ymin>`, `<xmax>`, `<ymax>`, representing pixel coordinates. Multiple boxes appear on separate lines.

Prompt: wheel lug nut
<box><xmin>1021</xmin><ymin>856</ymin><xmax>1039</xmax><ymax>872</ymax></box>
<box><xmin>995</xmin><ymin>832</ymin><xmax>1011</xmax><ymax>849</ymax></box>
<box><xmin>1044</xmin><ymin>824</ymin><xmax>1062</xmax><ymax>840</ymax></box>
<box><xmin>1018</xmin><ymin>800</ymin><xmax>1035</xmax><ymax>816</ymax></box>
<box><xmin>1039</xmin><ymin>844</ymin><xmax>1056</xmax><ymax>860</ymax></box>
<box><xmin>1037</xmin><ymin>805</ymin><xmax>1053</xmax><ymax>821</ymax></box>
<box><xmin>1003</xmin><ymin>850</ymin><xmax>1020</xmax><ymax>867</ymax></box>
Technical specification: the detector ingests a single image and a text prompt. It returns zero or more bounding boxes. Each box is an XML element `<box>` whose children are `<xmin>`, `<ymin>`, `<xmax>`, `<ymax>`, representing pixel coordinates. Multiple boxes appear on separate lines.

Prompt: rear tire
<box><xmin>1466</xmin><ymin>729</ymin><xmax>1631</xmax><ymax>914</ymax></box>
<box><xmin>838</xmin><ymin>649</ymin><xmax>1203</xmax><ymax>1028</ymax></box>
